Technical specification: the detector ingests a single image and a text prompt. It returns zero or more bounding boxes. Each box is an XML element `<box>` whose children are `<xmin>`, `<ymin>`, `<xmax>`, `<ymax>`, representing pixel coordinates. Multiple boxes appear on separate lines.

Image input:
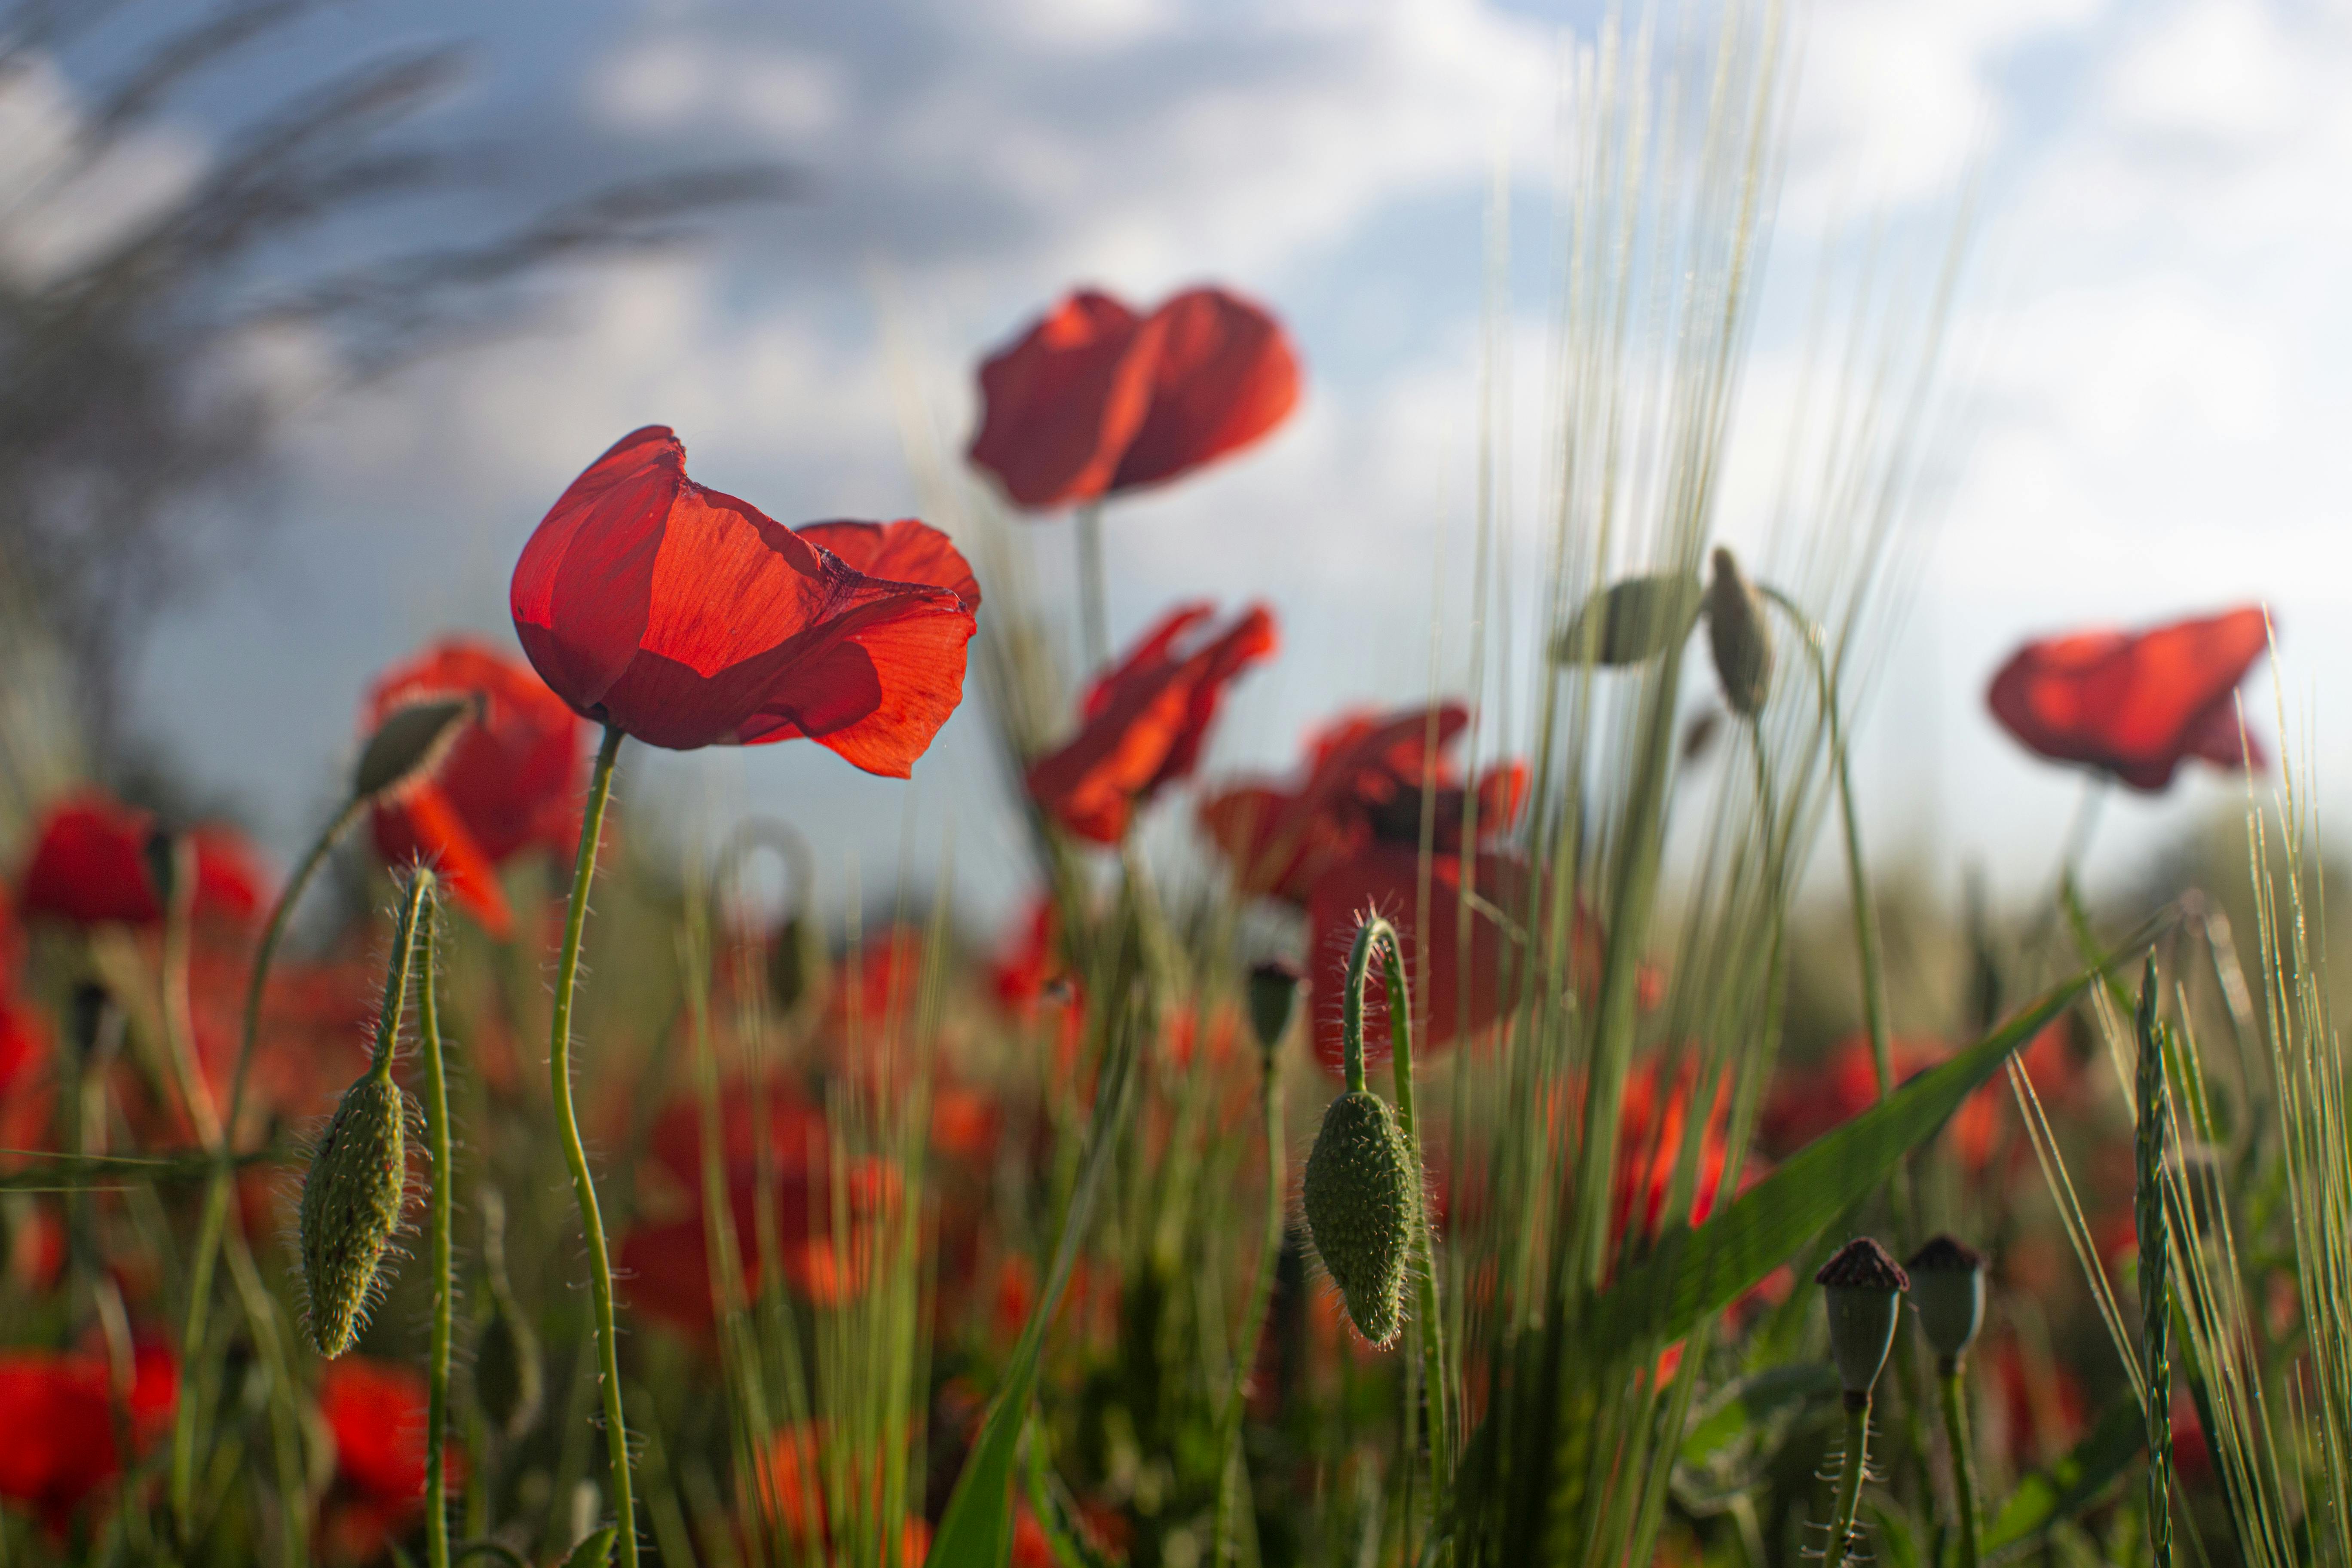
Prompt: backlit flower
<box><xmin>1200</xmin><ymin>703</ymin><xmax>1527</xmax><ymax>906</ymax></box>
<box><xmin>511</xmin><ymin>426</ymin><xmax>979</xmax><ymax>772</ymax></box>
<box><xmin>1987</xmin><ymin>606</ymin><xmax>2272</xmax><ymax>791</ymax></box>
<box><xmin>0</xmin><ymin>1344</ymin><xmax>176</xmax><ymax>1534</ymax></box>
<box><xmin>16</xmin><ymin>795</ymin><xmax>266</xmax><ymax>929</ymax></box>
<box><xmin>361</xmin><ymin>637</ymin><xmax>586</xmax><ymax>938</ymax></box>
<box><xmin>1026</xmin><ymin>603</ymin><xmax>1277</xmax><ymax>844</ymax></box>
<box><xmin>969</xmin><ymin>286</ymin><xmax>1301</xmax><ymax>510</ymax></box>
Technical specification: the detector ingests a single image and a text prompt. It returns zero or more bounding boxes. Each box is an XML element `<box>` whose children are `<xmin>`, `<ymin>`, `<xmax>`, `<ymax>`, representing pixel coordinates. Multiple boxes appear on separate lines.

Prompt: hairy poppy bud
<box><xmin>1906</xmin><ymin>1234</ymin><xmax>1987</xmax><ymax>1366</ymax></box>
<box><xmin>1556</xmin><ymin>573</ymin><xmax>1703</xmax><ymax>666</ymax></box>
<box><xmin>1302</xmin><ymin>1089</ymin><xmax>1420</xmax><ymax>1346</ymax></box>
<box><xmin>1705</xmin><ymin>547</ymin><xmax>1773</xmax><ymax>717</ymax></box>
<box><xmin>353</xmin><ymin>695</ymin><xmax>478</xmax><ymax>803</ymax></box>
<box><xmin>1816</xmin><ymin>1237</ymin><xmax>1910</xmax><ymax>1403</ymax></box>
<box><xmin>1247</xmin><ymin>960</ymin><xmax>1302</xmax><ymax>1060</ymax></box>
<box><xmin>299</xmin><ymin>1073</ymin><xmax>410</xmax><ymax>1357</ymax></box>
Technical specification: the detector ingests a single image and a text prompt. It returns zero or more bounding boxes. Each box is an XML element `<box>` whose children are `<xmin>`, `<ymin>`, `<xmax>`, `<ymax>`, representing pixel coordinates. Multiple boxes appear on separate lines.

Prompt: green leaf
<box><xmin>1588</xmin><ymin>916</ymin><xmax>2164</xmax><ymax>1359</ymax></box>
<box><xmin>1984</xmin><ymin>1396</ymin><xmax>2144</xmax><ymax>1560</ymax></box>
<box><xmin>928</xmin><ymin>1001</ymin><xmax>1142</xmax><ymax>1566</ymax></box>
<box><xmin>559</xmin><ymin>1525</ymin><xmax>618</xmax><ymax>1568</ymax></box>
<box><xmin>1554</xmin><ymin>573</ymin><xmax>1704</xmax><ymax>666</ymax></box>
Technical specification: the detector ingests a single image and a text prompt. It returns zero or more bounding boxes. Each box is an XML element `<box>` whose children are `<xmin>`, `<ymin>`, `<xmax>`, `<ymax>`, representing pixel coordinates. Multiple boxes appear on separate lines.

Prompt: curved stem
<box><xmin>421</xmin><ymin>911</ymin><xmax>455</xmax><ymax>1568</ymax></box>
<box><xmin>1344</xmin><ymin>918</ymin><xmax>1454</xmax><ymax>1502</ymax></box>
<box><xmin>1938</xmin><ymin>1360</ymin><xmax>1983</xmax><ymax>1568</ymax></box>
<box><xmin>1212</xmin><ymin>1033</ymin><xmax>1288</xmax><ymax>1568</ymax></box>
<box><xmin>174</xmin><ymin>798</ymin><xmax>364</xmax><ymax>1541</ymax></box>
<box><xmin>550</xmin><ymin>725</ymin><xmax>637</xmax><ymax>1568</ymax></box>
<box><xmin>1826</xmin><ymin>1396</ymin><xmax>1871</xmax><ymax>1568</ymax></box>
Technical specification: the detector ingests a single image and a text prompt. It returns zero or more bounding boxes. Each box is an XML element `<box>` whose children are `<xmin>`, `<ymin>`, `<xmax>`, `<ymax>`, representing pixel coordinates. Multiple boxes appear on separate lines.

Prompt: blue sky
<box><xmin>24</xmin><ymin>0</ymin><xmax>2352</xmax><ymax>928</ymax></box>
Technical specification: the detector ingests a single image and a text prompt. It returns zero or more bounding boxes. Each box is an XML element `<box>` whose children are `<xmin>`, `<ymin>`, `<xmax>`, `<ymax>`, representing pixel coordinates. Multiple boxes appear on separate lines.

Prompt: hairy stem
<box><xmin>551</xmin><ymin>725</ymin><xmax>637</xmax><ymax>1568</ymax></box>
<box><xmin>421</xmin><ymin>912</ymin><xmax>455</xmax><ymax>1568</ymax></box>
<box><xmin>1826</xmin><ymin>1396</ymin><xmax>1871</xmax><ymax>1568</ymax></box>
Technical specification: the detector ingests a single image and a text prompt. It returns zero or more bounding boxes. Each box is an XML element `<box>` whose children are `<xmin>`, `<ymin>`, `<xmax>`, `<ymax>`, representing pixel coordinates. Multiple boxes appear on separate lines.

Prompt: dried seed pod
<box><xmin>1816</xmin><ymin>1237</ymin><xmax>1910</xmax><ymax>1400</ymax></box>
<box><xmin>1246</xmin><ymin>960</ymin><xmax>1302</xmax><ymax>1060</ymax></box>
<box><xmin>352</xmin><ymin>695</ymin><xmax>478</xmax><ymax>802</ymax></box>
<box><xmin>1905</xmin><ymin>1234</ymin><xmax>1987</xmax><ymax>1364</ymax></box>
<box><xmin>1705</xmin><ymin>546</ymin><xmax>1773</xmax><ymax>717</ymax></box>
<box><xmin>1555</xmin><ymin>573</ymin><xmax>1704</xmax><ymax>666</ymax></box>
<box><xmin>298</xmin><ymin>1073</ymin><xmax>410</xmax><ymax>1356</ymax></box>
<box><xmin>1302</xmin><ymin>1089</ymin><xmax>1421</xmax><ymax>1346</ymax></box>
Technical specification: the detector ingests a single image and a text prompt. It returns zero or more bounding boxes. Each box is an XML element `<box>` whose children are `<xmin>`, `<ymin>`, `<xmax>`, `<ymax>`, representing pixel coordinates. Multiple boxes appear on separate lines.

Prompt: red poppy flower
<box><xmin>1026</xmin><ymin>602</ymin><xmax>1277</xmax><ymax>844</ymax></box>
<box><xmin>0</xmin><ymin>1344</ymin><xmax>177</xmax><ymax>1534</ymax></box>
<box><xmin>315</xmin><ymin>1355</ymin><xmax>465</xmax><ymax>1563</ymax></box>
<box><xmin>1200</xmin><ymin>703</ymin><xmax>1527</xmax><ymax>906</ymax></box>
<box><xmin>510</xmin><ymin>427</ymin><xmax>980</xmax><ymax>772</ymax></box>
<box><xmin>969</xmin><ymin>286</ymin><xmax>1302</xmax><ymax>509</ymax></box>
<box><xmin>0</xmin><ymin>991</ymin><xmax>54</xmax><ymax>1159</ymax></box>
<box><xmin>16</xmin><ymin>794</ymin><xmax>266</xmax><ymax>928</ymax></box>
<box><xmin>1304</xmin><ymin>844</ymin><xmax>1536</xmax><ymax>1074</ymax></box>
<box><xmin>1987</xmin><ymin>606</ymin><xmax>2272</xmax><ymax>791</ymax></box>
<box><xmin>1611</xmin><ymin>1059</ymin><xmax>1733</xmax><ymax>1249</ymax></box>
<box><xmin>361</xmin><ymin>637</ymin><xmax>587</xmax><ymax>938</ymax></box>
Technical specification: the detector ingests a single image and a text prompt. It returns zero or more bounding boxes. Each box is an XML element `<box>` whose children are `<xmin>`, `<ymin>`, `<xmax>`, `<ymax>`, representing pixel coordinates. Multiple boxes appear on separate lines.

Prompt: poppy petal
<box><xmin>1109</xmin><ymin>287</ymin><xmax>1302</xmax><ymax>493</ymax></box>
<box><xmin>374</xmin><ymin>784</ymin><xmax>514</xmax><ymax>940</ymax></box>
<box><xmin>511</xmin><ymin>426</ymin><xmax>676</xmax><ymax>711</ymax></box>
<box><xmin>799</xmin><ymin>519</ymin><xmax>982</xmax><ymax>614</ymax></box>
<box><xmin>968</xmin><ymin>291</ymin><xmax>1157</xmax><ymax>509</ymax></box>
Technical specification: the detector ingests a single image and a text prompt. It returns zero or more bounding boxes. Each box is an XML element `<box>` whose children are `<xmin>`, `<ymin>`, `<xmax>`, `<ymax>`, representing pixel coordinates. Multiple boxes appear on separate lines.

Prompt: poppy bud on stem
<box><xmin>1815</xmin><ymin>1237</ymin><xmax>1910</xmax><ymax>1568</ymax></box>
<box><xmin>548</xmin><ymin>724</ymin><xmax>640</xmax><ymax>1568</ymax></box>
<box><xmin>1908</xmin><ymin>1235</ymin><xmax>1988</xmax><ymax>1568</ymax></box>
<box><xmin>1300</xmin><ymin>916</ymin><xmax>1452</xmax><ymax>1508</ymax></box>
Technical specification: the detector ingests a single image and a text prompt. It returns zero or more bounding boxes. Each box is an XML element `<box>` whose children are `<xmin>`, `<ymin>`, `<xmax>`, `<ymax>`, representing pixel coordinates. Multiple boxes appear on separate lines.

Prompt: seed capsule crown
<box><xmin>298</xmin><ymin>1074</ymin><xmax>409</xmax><ymax>1357</ymax></box>
<box><xmin>1302</xmin><ymin>1089</ymin><xmax>1420</xmax><ymax>1347</ymax></box>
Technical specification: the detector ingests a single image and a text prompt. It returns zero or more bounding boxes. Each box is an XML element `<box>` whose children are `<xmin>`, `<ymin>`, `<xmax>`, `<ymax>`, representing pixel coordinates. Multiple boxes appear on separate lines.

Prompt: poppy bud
<box><xmin>1905</xmin><ymin>1235</ymin><xmax>1986</xmax><ymax>1366</ymax></box>
<box><xmin>298</xmin><ymin>1072</ymin><xmax>410</xmax><ymax>1357</ymax></box>
<box><xmin>352</xmin><ymin>695</ymin><xmax>478</xmax><ymax>803</ymax></box>
<box><xmin>1555</xmin><ymin>573</ymin><xmax>1703</xmax><ymax>666</ymax></box>
<box><xmin>1247</xmin><ymin>960</ymin><xmax>1302</xmax><ymax>1060</ymax></box>
<box><xmin>1705</xmin><ymin>546</ymin><xmax>1773</xmax><ymax>717</ymax></box>
<box><xmin>1815</xmin><ymin>1237</ymin><xmax>1910</xmax><ymax>1404</ymax></box>
<box><xmin>1302</xmin><ymin>1089</ymin><xmax>1421</xmax><ymax>1346</ymax></box>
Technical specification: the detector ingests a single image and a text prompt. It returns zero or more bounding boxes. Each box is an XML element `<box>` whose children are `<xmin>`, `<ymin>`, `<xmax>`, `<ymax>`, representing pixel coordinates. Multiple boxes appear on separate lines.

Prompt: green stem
<box><xmin>1212</xmin><ymin>1033</ymin><xmax>1288</xmax><ymax>1568</ymax></box>
<box><xmin>1826</xmin><ymin>1396</ymin><xmax>1871</xmax><ymax>1568</ymax></box>
<box><xmin>174</xmin><ymin>797</ymin><xmax>363</xmax><ymax>1545</ymax></box>
<box><xmin>1938</xmin><ymin>1361</ymin><xmax>1983</xmax><ymax>1568</ymax></box>
<box><xmin>421</xmin><ymin>911</ymin><xmax>455</xmax><ymax>1568</ymax></box>
<box><xmin>551</xmin><ymin>724</ymin><xmax>638</xmax><ymax>1568</ymax></box>
<box><xmin>1344</xmin><ymin>918</ymin><xmax>1454</xmax><ymax>1502</ymax></box>
<box><xmin>1075</xmin><ymin>500</ymin><xmax>1109</xmax><ymax>671</ymax></box>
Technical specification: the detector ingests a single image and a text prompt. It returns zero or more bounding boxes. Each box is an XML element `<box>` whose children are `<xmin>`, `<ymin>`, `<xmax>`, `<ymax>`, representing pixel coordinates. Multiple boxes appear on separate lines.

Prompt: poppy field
<box><xmin>3</xmin><ymin>12</ymin><xmax>2346</xmax><ymax>1568</ymax></box>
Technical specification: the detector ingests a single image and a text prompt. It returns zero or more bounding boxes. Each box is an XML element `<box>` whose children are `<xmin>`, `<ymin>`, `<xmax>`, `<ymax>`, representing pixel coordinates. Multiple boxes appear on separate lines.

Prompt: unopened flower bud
<box><xmin>1705</xmin><ymin>546</ymin><xmax>1773</xmax><ymax>717</ymax></box>
<box><xmin>1247</xmin><ymin>960</ymin><xmax>1302</xmax><ymax>1060</ymax></box>
<box><xmin>1302</xmin><ymin>1089</ymin><xmax>1421</xmax><ymax>1347</ymax></box>
<box><xmin>353</xmin><ymin>695</ymin><xmax>478</xmax><ymax>803</ymax></box>
<box><xmin>299</xmin><ymin>1073</ymin><xmax>409</xmax><ymax>1356</ymax></box>
<box><xmin>1905</xmin><ymin>1234</ymin><xmax>1987</xmax><ymax>1366</ymax></box>
<box><xmin>1556</xmin><ymin>573</ymin><xmax>1704</xmax><ymax>666</ymax></box>
<box><xmin>1816</xmin><ymin>1237</ymin><xmax>1910</xmax><ymax>1403</ymax></box>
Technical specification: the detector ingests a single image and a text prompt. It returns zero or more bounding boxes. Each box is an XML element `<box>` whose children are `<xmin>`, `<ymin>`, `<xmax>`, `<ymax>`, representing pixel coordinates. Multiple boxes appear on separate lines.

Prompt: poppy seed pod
<box><xmin>352</xmin><ymin>695</ymin><xmax>478</xmax><ymax>803</ymax></box>
<box><xmin>1556</xmin><ymin>573</ymin><xmax>1703</xmax><ymax>666</ymax></box>
<box><xmin>1705</xmin><ymin>547</ymin><xmax>1773</xmax><ymax>717</ymax></box>
<box><xmin>1302</xmin><ymin>1089</ymin><xmax>1421</xmax><ymax>1346</ymax></box>
<box><xmin>299</xmin><ymin>1073</ymin><xmax>410</xmax><ymax>1357</ymax></box>
<box><xmin>1247</xmin><ymin>960</ymin><xmax>1302</xmax><ymax>1060</ymax></box>
<box><xmin>1816</xmin><ymin>1237</ymin><xmax>1910</xmax><ymax>1402</ymax></box>
<box><xmin>1906</xmin><ymin>1234</ymin><xmax>1988</xmax><ymax>1366</ymax></box>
